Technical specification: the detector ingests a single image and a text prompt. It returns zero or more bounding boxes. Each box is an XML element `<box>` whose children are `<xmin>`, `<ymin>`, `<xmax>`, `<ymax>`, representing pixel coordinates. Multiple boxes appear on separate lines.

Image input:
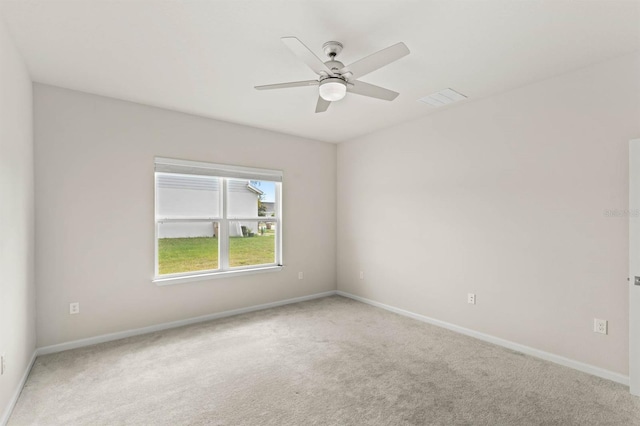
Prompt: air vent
<box><xmin>418</xmin><ymin>88</ymin><xmax>467</xmax><ymax>107</ymax></box>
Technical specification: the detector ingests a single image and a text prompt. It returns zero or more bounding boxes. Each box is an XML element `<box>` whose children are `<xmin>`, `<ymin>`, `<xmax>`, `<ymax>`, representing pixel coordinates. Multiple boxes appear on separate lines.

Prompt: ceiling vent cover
<box><xmin>418</xmin><ymin>88</ymin><xmax>467</xmax><ymax>107</ymax></box>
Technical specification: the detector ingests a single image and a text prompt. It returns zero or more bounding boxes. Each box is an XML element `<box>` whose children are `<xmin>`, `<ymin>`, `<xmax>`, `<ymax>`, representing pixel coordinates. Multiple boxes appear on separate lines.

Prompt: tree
<box><xmin>252</xmin><ymin>180</ymin><xmax>267</xmax><ymax>216</ymax></box>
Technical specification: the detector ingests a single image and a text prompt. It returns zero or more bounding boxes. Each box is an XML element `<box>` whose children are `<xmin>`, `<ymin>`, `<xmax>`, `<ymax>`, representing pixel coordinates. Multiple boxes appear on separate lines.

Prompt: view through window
<box><xmin>154</xmin><ymin>158</ymin><xmax>282</xmax><ymax>280</ymax></box>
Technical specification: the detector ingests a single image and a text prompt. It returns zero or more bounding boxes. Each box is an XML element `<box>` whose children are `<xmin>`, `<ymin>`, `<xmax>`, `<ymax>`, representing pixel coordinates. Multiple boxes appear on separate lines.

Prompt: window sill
<box><xmin>153</xmin><ymin>265</ymin><xmax>283</xmax><ymax>286</ymax></box>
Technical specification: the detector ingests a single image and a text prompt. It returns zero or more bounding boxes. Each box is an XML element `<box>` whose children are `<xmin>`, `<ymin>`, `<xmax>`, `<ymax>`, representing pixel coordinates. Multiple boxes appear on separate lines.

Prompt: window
<box><xmin>153</xmin><ymin>157</ymin><xmax>282</xmax><ymax>284</ymax></box>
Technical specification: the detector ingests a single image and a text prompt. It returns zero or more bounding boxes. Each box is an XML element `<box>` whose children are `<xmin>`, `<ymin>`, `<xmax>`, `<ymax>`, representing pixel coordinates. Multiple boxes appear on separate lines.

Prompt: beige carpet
<box><xmin>9</xmin><ymin>296</ymin><xmax>640</xmax><ymax>425</ymax></box>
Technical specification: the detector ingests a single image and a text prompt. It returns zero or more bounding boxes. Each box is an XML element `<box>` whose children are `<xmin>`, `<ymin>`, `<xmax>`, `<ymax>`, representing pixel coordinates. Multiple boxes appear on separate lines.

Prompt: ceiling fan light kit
<box><xmin>255</xmin><ymin>37</ymin><xmax>410</xmax><ymax>113</ymax></box>
<box><xmin>319</xmin><ymin>78</ymin><xmax>347</xmax><ymax>101</ymax></box>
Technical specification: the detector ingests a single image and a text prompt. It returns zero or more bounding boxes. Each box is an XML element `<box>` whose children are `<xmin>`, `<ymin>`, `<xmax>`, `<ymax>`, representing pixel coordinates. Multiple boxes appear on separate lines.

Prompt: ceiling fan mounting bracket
<box><xmin>322</xmin><ymin>41</ymin><xmax>343</xmax><ymax>59</ymax></box>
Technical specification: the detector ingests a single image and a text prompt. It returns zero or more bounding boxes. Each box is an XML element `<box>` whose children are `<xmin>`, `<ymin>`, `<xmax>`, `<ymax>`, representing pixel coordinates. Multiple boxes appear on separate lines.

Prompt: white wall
<box><xmin>34</xmin><ymin>85</ymin><xmax>336</xmax><ymax>347</ymax></box>
<box><xmin>337</xmin><ymin>53</ymin><xmax>640</xmax><ymax>375</ymax></box>
<box><xmin>0</xmin><ymin>13</ymin><xmax>35</xmax><ymax>423</ymax></box>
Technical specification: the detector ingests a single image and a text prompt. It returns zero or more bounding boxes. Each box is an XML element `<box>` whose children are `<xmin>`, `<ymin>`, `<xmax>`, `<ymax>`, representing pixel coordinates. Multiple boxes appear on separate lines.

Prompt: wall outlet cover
<box><xmin>594</xmin><ymin>318</ymin><xmax>608</xmax><ymax>335</ymax></box>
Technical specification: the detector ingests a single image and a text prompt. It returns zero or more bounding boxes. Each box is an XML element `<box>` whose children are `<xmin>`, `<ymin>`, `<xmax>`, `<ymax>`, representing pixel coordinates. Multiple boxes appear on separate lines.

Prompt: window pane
<box><xmin>157</xmin><ymin>222</ymin><xmax>219</xmax><ymax>274</ymax></box>
<box><xmin>229</xmin><ymin>221</ymin><xmax>276</xmax><ymax>267</ymax></box>
<box><xmin>227</xmin><ymin>179</ymin><xmax>276</xmax><ymax>218</ymax></box>
<box><xmin>157</xmin><ymin>173</ymin><xmax>220</xmax><ymax>218</ymax></box>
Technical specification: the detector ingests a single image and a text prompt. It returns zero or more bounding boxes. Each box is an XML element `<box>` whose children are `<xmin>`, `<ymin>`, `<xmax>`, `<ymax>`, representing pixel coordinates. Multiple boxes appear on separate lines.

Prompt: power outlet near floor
<box><xmin>359</xmin><ymin>271</ymin><xmax>364</xmax><ymax>280</ymax></box>
<box><xmin>594</xmin><ymin>318</ymin><xmax>608</xmax><ymax>335</ymax></box>
<box><xmin>1</xmin><ymin>354</ymin><xmax>5</xmax><ymax>375</ymax></box>
<box><xmin>468</xmin><ymin>293</ymin><xmax>476</xmax><ymax>305</ymax></box>
<box><xmin>298</xmin><ymin>272</ymin><xmax>304</xmax><ymax>280</ymax></box>
<box><xmin>69</xmin><ymin>302</ymin><xmax>80</xmax><ymax>315</ymax></box>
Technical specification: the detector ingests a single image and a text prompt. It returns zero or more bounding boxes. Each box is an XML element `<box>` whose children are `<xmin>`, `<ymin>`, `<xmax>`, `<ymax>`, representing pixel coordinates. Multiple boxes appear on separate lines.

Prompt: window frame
<box><xmin>152</xmin><ymin>157</ymin><xmax>283</xmax><ymax>285</ymax></box>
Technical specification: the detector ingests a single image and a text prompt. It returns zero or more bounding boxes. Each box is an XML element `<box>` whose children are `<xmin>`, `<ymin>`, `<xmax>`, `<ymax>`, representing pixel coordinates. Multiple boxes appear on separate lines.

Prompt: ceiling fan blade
<box><xmin>315</xmin><ymin>96</ymin><xmax>331</xmax><ymax>113</ymax></box>
<box><xmin>340</xmin><ymin>42</ymin><xmax>409</xmax><ymax>79</ymax></box>
<box><xmin>281</xmin><ymin>37</ymin><xmax>335</xmax><ymax>77</ymax></box>
<box><xmin>255</xmin><ymin>80</ymin><xmax>319</xmax><ymax>90</ymax></box>
<box><xmin>348</xmin><ymin>80</ymin><xmax>399</xmax><ymax>101</ymax></box>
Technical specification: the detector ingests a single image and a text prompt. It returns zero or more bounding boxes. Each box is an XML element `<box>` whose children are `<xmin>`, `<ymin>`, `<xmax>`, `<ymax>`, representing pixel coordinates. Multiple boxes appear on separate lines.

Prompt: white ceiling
<box><xmin>1</xmin><ymin>0</ymin><xmax>639</xmax><ymax>143</ymax></box>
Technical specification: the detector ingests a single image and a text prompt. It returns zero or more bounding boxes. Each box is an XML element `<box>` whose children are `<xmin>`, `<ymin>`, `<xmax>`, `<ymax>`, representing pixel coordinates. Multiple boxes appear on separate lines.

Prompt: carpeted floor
<box><xmin>8</xmin><ymin>296</ymin><xmax>640</xmax><ymax>425</ymax></box>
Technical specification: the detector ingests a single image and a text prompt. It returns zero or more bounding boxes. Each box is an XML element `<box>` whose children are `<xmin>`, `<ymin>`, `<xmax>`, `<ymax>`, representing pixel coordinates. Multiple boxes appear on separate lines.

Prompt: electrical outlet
<box><xmin>594</xmin><ymin>318</ymin><xmax>608</xmax><ymax>335</ymax></box>
<box><xmin>69</xmin><ymin>302</ymin><xmax>80</xmax><ymax>315</ymax></box>
<box><xmin>1</xmin><ymin>354</ymin><xmax>5</xmax><ymax>375</ymax></box>
<box><xmin>298</xmin><ymin>272</ymin><xmax>303</xmax><ymax>280</ymax></box>
<box><xmin>467</xmin><ymin>293</ymin><xmax>476</xmax><ymax>304</ymax></box>
<box><xmin>359</xmin><ymin>271</ymin><xmax>364</xmax><ymax>280</ymax></box>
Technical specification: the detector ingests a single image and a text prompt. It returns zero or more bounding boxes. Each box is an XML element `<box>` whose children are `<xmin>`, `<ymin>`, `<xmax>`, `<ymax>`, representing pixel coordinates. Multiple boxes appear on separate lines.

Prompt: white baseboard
<box><xmin>37</xmin><ymin>290</ymin><xmax>338</xmax><ymax>356</ymax></box>
<box><xmin>1</xmin><ymin>350</ymin><xmax>37</xmax><ymax>426</ymax></box>
<box><xmin>336</xmin><ymin>290</ymin><xmax>629</xmax><ymax>386</ymax></box>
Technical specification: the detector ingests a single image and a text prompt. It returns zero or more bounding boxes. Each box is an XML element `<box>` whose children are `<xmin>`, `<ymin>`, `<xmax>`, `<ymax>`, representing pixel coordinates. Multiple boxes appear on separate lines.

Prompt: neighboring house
<box><xmin>261</xmin><ymin>201</ymin><xmax>275</xmax><ymax>217</ymax></box>
<box><xmin>157</xmin><ymin>173</ymin><xmax>263</xmax><ymax>238</ymax></box>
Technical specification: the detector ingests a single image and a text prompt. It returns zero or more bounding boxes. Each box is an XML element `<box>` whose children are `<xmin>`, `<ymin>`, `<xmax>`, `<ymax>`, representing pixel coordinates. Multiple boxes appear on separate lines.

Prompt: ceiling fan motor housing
<box><xmin>324</xmin><ymin>60</ymin><xmax>345</xmax><ymax>75</ymax></box>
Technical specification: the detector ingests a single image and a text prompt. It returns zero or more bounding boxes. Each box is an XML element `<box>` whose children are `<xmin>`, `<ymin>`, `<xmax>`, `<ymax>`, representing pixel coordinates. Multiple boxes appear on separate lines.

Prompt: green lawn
<box><xmin>158</xmin><ymin>235</ymin><xmax>275</xmax><ymax>274</ymax></box>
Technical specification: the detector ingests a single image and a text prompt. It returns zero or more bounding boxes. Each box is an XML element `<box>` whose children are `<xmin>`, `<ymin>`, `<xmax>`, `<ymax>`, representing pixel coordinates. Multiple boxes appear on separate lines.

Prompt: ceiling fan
<box><xmin>255</xmin><ymin>37</ymin><xmax>410</xmax><ymax>113</ymax></box>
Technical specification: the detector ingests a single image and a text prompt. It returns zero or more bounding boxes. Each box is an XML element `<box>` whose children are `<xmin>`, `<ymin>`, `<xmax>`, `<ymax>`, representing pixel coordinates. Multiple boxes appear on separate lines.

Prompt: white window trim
<box><xmin>153</xmin><ymin>157</ymin><xmax>283</xmax><ymax>285</ymax></box>
<box><xmin>153</xmin><ymin>265</ymin><xmax>283</xmax><ymax>286</ymax></box>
